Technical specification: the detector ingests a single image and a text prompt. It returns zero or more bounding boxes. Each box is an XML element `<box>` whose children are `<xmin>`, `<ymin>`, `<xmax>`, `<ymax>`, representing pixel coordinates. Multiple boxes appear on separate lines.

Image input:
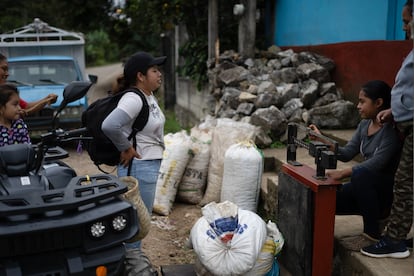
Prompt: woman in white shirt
<box><xmin>102</xmin><ymin>51</ymin><xmax>166</xmax><ymax>275</ymax></box>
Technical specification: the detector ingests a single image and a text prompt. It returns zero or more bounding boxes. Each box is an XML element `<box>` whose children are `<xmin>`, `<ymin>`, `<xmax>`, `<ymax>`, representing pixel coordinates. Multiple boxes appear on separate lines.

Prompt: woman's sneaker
<box><xmin>405</xmin><ymin>238</ymin><xmax>413</xmax><ymax>249</ymax></box>
<box><xmin>360</xmin><ymin>235</ymin><xmax>410</xmax><ymax>259</ymax></box>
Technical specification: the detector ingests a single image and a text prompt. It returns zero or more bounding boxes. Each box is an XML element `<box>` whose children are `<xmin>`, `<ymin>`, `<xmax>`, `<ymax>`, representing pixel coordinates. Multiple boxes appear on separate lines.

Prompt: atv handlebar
<box><xmin>39</xmin><ymin>127</ymin><xmax>91</xmax><ymax>146</ymax></box>
<box><xmin>34</xmin><ymin>127</ymin><xmax>92</xmax><ymax>169</ymax></box>
<box><xmin>64</xmin><ymin>127</ymin><xmax>88</xmax><ymax>137</ymax></box>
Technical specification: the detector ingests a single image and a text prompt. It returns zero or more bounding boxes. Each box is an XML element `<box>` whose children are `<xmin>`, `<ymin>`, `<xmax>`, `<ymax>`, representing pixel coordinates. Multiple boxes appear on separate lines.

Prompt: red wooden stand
<box><xmin>282</xmin><ymin>163</ymin><xmax>342</xmax><ymax>276</ymax></box>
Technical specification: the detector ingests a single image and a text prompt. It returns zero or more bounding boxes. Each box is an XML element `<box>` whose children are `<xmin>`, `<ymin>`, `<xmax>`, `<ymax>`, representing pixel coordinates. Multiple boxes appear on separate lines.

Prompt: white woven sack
<box><xmin>244</xmin><ymin>220</ymin><xmax>285</xmax><ymax>276</ymax></box>
<box><xmin>191</xmin><ymin>201</ymin><xmax>267</xmax><ymax>276</ymax></box>
<box><xmin>220</xmin><ymin>141</ymin><xmax>263</xmax><ymax>212</ymax></box>
<box><xmin>176</xmin><ymin>126</ymin><xmax>211</xmax><ymax>204</ymax></box>
<box><xmin>153</xmin><ymin>131</ymin><xmax>191</xmax><ymax>215</ymax></box>
<box><xmin>193</xmin><ymin>220</ymin><xmax>285</xmax><ymax>276</ymax></box>
<box><xmin>200</xmin><ymin>119</ymin><xmax>257</xmax><ymax>206</ymax></box>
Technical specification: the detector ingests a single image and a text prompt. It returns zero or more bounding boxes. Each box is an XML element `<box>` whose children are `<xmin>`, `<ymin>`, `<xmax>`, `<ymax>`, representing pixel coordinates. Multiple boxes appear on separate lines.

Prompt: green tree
<box><xmin>0</xmin><ymin>0</ymin><xmax>120</xmax><ymax>65</ymax></box>
<box><xmin>85</xmin><ymin>30</ymin><xmax>119</xmax><ymax>66</ymax></box>
<box><xmin>0</xmin><ymin>0</ymin><xmax>266</xmax><ymax>71</ymax></box>
<box><xmin>0</xmin><ymin>0</ymin><xmax>113</xmax><ymax>34</ymax></box>
<box><xmin>120</xmin><ymin>0</ymin><xmax>241</xmax><ymax>88</ymax></box>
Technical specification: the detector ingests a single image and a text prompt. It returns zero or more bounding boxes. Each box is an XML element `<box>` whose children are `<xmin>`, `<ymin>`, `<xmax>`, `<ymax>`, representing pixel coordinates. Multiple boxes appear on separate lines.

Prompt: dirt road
<box><xmin>85</xmin><ymin>63</ymin><xmax>123</xmax><ymax>104</ymax></box>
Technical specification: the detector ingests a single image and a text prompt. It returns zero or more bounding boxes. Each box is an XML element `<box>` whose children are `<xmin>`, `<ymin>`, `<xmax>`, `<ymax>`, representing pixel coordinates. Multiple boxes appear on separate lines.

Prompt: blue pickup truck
<box><xmin>0</xmin><ymin>18</ymin><xmax>97</xmax><ymax>138</ymax></box>
<box><xmin>7</xmin><ymin>55</ymin><xmax>95</xmax><ymax>136</ymax></box>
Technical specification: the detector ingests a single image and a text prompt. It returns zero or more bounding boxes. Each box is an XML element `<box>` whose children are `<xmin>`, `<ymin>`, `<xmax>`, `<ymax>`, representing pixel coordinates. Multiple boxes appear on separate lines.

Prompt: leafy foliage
<box><xmin>0</xmin><ymin>0</ymin><xmax>112</xmax><ymax>35</ymax></box>
<box><xmin>85</xmin><ymin>30</ymin><xmax>119</xmax><ymax>66</ymax></box>
<box><xmin>0</xmin><ymin>0</ymin><xmax>266</xmax><ymax>87</ymax></box>
<box><xmin>120</xmin><ymin>0</ymin><xmax>242</xmax><ymax>89</ymax></box>
<box><xmin>0</xmin><ymin>0</ymin><xmax>121</xmax><ymax>64</ymax></box>
<box><xmin>177</xmin><ymin>37</ymin><xmax>208</xmax><ymax>90</ymax></box>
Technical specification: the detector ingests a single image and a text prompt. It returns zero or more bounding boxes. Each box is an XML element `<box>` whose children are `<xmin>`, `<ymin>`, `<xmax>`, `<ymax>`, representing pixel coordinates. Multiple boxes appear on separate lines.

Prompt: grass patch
<box><xmin>270</xmin><ymin>141</ymin><xmax>286</xmax><ymax>149</ymax></box>
<box><xmin>164</xmin><ymin>109</ymin><xmax>185</xmax><ymax>134</ymax></box>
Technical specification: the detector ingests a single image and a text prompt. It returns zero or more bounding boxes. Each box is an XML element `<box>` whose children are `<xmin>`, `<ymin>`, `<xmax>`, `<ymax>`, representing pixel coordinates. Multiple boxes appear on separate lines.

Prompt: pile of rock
<box><xmin>206</xmin><ymin>46</ymin><xmax>360</xmax><ymax>147</ymax></box>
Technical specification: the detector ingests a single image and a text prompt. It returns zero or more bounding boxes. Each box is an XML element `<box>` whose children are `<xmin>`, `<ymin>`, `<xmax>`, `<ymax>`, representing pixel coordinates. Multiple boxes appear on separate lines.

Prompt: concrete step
<box><xmin>262</xmin><ymin>172</ymin><xmax>413</xmax><ymax>276</ymax></box>
<box><xmin>260</xmin><ymin>129</ymin><xmax>414</xmax><ymax>276</ymax></box>
<box><xmin>160</xmin><ymin>129</ymin><xmax>413</xmax><ymax>276</ymax></box>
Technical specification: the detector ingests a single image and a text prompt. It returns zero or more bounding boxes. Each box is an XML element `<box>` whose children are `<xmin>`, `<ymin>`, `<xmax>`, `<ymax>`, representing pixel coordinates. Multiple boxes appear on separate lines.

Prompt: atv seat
<box><xmin>0</xmin><ymin>144</ymin><xmax>49</xmax><ymax>195</ymax></box>
<box><xmin>0</xmin><ymin>144</ymin><xmax>36</xmax><ymax>176</ymax></box>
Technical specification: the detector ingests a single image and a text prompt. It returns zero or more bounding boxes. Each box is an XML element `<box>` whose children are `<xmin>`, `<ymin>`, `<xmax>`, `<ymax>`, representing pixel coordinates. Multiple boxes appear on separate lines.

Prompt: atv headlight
<box><xmin>112</xmin><ymin>215</ymin><xmax>127</xmax><ymax>231</ymax></box>
<box><xmin>90</xmin><ymin>221</ymin><xmax>106</xmax><ymax>238</ymax></box>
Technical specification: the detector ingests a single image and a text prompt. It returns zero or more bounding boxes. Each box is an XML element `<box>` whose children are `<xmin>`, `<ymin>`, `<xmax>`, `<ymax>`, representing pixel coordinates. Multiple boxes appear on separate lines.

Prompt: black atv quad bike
<box><xmin>0</xmin><ymin>82</ymin><xmax>139</xmax><ymax>276</ymax></box>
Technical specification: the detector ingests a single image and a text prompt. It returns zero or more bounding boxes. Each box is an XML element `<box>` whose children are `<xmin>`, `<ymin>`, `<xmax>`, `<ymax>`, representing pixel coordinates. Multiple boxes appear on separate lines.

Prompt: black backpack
<box><xmin>81</xmin><ymin>88</ymin><xmax>149</xmax><ymax>172</ymax></box>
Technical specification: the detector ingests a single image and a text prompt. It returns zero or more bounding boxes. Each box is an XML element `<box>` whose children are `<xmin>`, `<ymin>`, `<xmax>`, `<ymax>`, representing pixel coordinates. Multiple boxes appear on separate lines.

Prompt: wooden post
<box><xmin>208</xmin><ymin>0</ymin><xmax>218</xmax><ymax>61</ymax></box>
<box><xmin>238</xmin><ymin>0</ymin><xmax>256</xmax><ymax>58</ymax></box>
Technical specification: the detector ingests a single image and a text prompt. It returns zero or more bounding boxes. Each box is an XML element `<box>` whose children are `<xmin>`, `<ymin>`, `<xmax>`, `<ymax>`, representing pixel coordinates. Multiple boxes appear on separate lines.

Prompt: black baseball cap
<box><xmin>124</xmin><ymin>51</ymin><xmax>167</xmax><ymax>85</ymax></box>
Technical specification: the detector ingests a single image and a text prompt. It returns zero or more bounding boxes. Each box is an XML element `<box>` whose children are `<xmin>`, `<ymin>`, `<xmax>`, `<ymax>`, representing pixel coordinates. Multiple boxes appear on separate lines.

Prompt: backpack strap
<box><xmin>97</xmin><ymin>165</ymin><xmax>117</xmax><ymax>175</ymax></box>
<box><xmin>122</xmin><ymin>88</ymin><xmax>150</xmax><ymax>176</ymax></box>
<box><xmin>125</xmin><ymin>88</ymin><xmax>150</xmax><ymax>140</ymax></box>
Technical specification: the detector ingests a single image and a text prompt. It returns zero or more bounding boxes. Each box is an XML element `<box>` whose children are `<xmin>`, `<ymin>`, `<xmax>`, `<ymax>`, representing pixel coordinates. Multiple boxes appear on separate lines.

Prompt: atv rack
<box><xmin>0</xmin><ymin>174</ymin><xmax>127</xmax><ymax>216</ymax></box>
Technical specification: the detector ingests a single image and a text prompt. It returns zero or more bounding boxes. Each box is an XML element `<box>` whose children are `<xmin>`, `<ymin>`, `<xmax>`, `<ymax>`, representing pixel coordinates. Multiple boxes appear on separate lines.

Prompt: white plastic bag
<box><xmin>191</xmin><ymin>201</ymin><xmax>267</xmax><ymax>275</ymax></box>
<box><xmin>220</xmin><ymin>141</ymin><xmax>263</xmax><ymax>212</ymax></box>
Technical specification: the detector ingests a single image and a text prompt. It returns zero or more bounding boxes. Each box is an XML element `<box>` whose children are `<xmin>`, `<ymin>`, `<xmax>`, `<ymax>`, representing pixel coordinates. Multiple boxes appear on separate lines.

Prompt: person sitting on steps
<box><xmin>309</xmin><ymin>80</ymin><xmax>402</xmax><ymax>251</ymax></box>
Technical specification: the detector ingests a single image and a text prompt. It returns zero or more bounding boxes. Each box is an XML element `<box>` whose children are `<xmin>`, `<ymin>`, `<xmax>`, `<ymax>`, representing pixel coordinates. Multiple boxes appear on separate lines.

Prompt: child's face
<box><xmin>2</xmin><ymin>93</ymin><xmax>21</xmax><ymax>121</ymax></box>
<box><xmin>357</xmin><ymin>90</ymin><xmax>382</xmax><ymax>120</ymax></box>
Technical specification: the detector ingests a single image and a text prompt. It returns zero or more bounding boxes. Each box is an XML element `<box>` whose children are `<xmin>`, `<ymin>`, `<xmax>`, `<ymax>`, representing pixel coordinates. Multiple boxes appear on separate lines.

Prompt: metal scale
<box><xmin>286</xmin><ymin>122</ymin><xmax>339</xmax><ymax>179</ymax></box>
<box><xmin>278</xmin><ymin>122</ymin><xmax>343</xmax><ymax>276</ymax></box>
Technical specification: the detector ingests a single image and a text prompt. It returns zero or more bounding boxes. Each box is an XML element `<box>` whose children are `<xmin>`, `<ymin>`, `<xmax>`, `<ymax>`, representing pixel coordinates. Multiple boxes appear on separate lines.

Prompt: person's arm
<box><xmin>335</xmin><ymin>122</ymin><xmax>366</xmax><ymax>162</ymax></box>
<box><xmin>353</xmin><ymin>123</ymin><xmax>401</xmax><ymax>173</ymax></box>
<box><xmin>327</xmin><ymin>167</ymin><xmax>352</xmax><ymax>180</ymax></box>
<box><xmin>102</xmin><ymin>92</ymin><xmax>146</xmax><ymax>167</ymax></box>
<box><xmin>102</xmin><ymin>108</ymin><xmax>140</xmax><ymax>167</ymax></box>
<box><xmin>376</xmin><ymin>108</ymin><xmax>393</xmax><ymax>126</ymax></box>
<box><xmin>309</xmin><ymin>122</ymin><xmax>364</xmax><ymax>181</ymax></box>
<box><xmin>21</xmin><ymin>94</ymin><xmax>58</xmax><ymax>116</ymax></box>
<box><xmin>102</xmin><ymin>108</ymin><xmax>135</xmax><ymax>152</ymax></box>
<box><xmin>308</xmin><ymin>124</ymin><xmax>337</xmax><ymax>151</ymax></box>
<box><xmin>19</xmin><ymin>99</ymin><xmax>28</xmax><ymax>109</ymax></box>
<box><xmin>309</xmin><ymin>123</ymin><xmax>362</xmax><ymax>162</ymax></box>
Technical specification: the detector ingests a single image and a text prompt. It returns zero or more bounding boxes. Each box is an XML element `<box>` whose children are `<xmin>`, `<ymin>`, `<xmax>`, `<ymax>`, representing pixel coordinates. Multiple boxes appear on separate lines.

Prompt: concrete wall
<box><xmin>174</xmin><ymin>77</ymin><xmax>212</xmax><ymax>128</ymax></box>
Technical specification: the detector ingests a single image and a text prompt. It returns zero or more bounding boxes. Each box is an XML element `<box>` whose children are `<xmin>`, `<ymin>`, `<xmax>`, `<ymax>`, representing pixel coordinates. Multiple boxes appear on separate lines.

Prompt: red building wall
<box><xmin>284</xmin><ymin>40</ymin><xmax>412</xmax><ymax>104</ymax></box>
